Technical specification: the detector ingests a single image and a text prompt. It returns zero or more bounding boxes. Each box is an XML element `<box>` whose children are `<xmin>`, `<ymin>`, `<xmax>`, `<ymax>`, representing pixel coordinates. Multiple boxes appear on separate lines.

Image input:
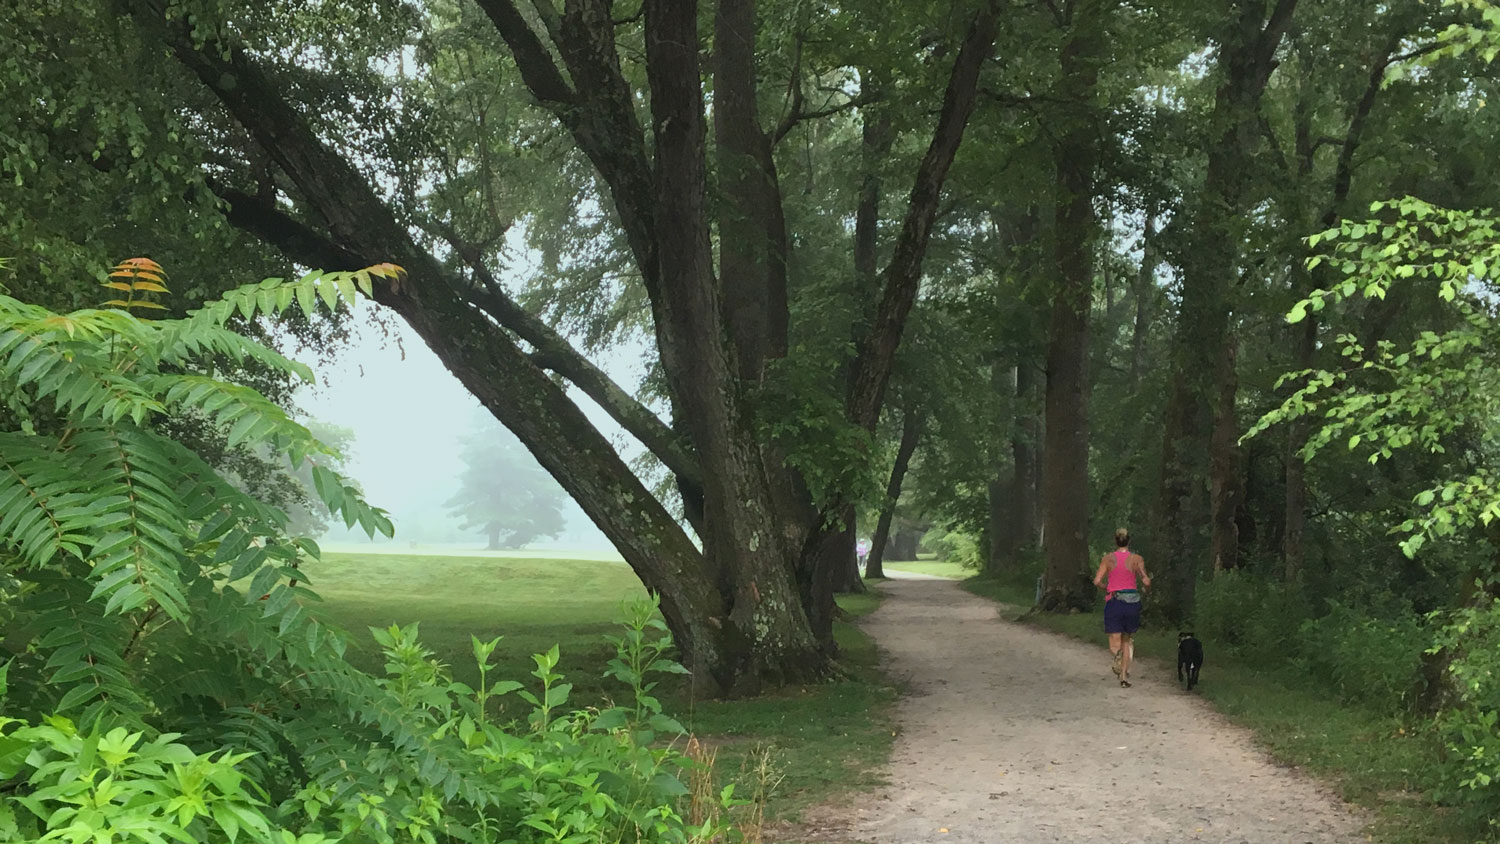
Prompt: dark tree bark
<box><xmin>1017</xmin><ymin>363</ymin><xmax>1042</xmax><ymax>548</ymax></box>
<box><xmin>1209</xmin><ymin>332</ymin><xmax>1242</xmax><ymax>572</ymax></box>
<box><xmin>888</xmin><ymin>530</ymin><xmax>921</xmax><ymax>563</ymax></box>
<box><xmin>1039</xmin><ymin>0</ymin><xmax>1106</xmax><ymax>613</ymax></box>
<box><xmin>644</xmin><ymin>0</ymin><xmax>827</xmax><ymax>687</ymax></box>
<box><xmin>715</xmin><ymin>0</ymin><xmax>789</xmax><ymax>380</ymax></box>
<box><xmin>868</xmin><ymin>412</ymin><xmax>922</xmax><ymax>580</ymax></box>
<box><xmin>1153</xmin><ymin>0</ymin><xmax>1297</xmax><ymax>622</ymax></box>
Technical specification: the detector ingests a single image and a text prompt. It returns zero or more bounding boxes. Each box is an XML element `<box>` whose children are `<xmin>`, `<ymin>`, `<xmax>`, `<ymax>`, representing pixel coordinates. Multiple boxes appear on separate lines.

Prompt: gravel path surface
<box><xmin>844</xmin><ymin>578</ymin><xmax>1367</xmax><ymax>844</ymax></box>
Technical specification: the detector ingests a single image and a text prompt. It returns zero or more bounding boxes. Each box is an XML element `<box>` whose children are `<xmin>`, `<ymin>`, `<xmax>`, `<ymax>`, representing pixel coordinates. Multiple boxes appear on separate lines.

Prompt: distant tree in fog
<box><xmin>446</xmin><ymin>421</ymin><xmax>566</xmax><ymax>550</ymax></box>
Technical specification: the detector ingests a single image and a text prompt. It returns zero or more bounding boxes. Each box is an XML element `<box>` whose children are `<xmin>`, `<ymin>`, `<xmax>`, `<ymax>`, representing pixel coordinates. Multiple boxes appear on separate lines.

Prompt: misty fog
<box><xmin>289</xmin><ymin>302</ymin><xmax>640</xmax><ymax>556</ymax></box>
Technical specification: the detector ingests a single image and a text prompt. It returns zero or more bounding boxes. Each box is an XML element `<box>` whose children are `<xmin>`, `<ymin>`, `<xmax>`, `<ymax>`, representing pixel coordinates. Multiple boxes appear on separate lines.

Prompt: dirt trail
<box><xmin>841</xmin><ymin>578</ymin><xmax>1367</xmax><ymax>844</ymax></box>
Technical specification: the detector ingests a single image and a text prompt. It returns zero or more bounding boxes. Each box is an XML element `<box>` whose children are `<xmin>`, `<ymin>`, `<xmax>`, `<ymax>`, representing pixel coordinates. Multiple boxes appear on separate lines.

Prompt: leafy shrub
<box><xmin>924</xmin><ymin>529</ymin><xmax>982</xmax><ymax>570</ymax></box>
<box><xmin>1429</xmin><ymin>596</ymin><xmax>1500</xmax><ymax>826</ymax></box>
<box><xmin>1</xmin><ymin>601</ymin><xmax>739</xmax><ymax>843</ymax></box>
<box><xmin>1299</xmin><ymin>601</ymin><xmax>1427</xmax><ymax>715</ymax></box>
<box><xmin>1192</xmin><ymin>570</ymin><xmax>1314</xmax><ymax>658</ymax></box>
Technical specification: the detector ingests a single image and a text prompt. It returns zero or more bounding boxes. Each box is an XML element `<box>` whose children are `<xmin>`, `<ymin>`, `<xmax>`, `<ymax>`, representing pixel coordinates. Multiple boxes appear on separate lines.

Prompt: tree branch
<box><xmin>472</xmin><ymin>0</ymin><xmax>577</xmax><ymax>106</ymax></box>
<box><xmin>772</xmin><ymin>90</ymin><xmax>882</xmax><ymax>145</ymax></box>
<box><xmin>423</xmin><ymin>222</ymin><xmax>702</xmax><ymax>484</ymax></box>
<box><xmin>846</xmin><ymin>0</ymin><xmax>1003</xmax><ymax>431</ymax></box>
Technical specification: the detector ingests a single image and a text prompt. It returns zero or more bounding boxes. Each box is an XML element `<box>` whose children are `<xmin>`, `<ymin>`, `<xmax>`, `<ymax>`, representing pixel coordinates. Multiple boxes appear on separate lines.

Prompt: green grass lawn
<box><xmin>302</xmin><ymin>551</ymin><xmax>894</xmax><ymax>823</ymax></box>
<box><xmin>962</xmin><ymin>577</ymin><xmax>1470</xmax><ymax>844</ymax></box>
<box><xmin>883</xmin><ymin>559</ymin><xmax>972</xmax><ymax>579</ymax></box>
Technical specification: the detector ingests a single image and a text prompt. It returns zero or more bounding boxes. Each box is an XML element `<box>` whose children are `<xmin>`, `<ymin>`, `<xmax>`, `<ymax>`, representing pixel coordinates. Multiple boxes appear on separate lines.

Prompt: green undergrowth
<box><xmin>305</xmin><ymin>552</ymin><xmax>896</xmax><ymax>824</ymax></box>
<box><xmin>961</xmin><ymin>576</ymin><xmax>1475</xmax><ymax>844</ymax></box>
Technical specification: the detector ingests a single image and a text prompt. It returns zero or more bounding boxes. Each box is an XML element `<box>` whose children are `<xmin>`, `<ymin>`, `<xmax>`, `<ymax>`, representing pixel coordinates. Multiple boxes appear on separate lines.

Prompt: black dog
<box><xmin>1177</xmin><ymin>632</ymin><xmax>1204</xmax><ymax>691</ymax></box>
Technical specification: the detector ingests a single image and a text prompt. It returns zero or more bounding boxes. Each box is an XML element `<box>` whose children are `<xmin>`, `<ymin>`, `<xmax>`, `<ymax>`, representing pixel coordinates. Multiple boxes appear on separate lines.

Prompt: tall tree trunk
<box><xmin>1013</xmin><ymin>361</ymin><xmax>1042</xmax><ymax>555</ymax></box>
<box><xmin>1153</xmin><ymin>0</ymin><xmax>1297</xmax><ymax>622</ymax></box>
<box><xmin>1282</xmin><ymin>316</ymin><xmax>1316</xmax><ymax>580</ymax></box>
<box><xmin>889</xmin><ymin>530</ymin><xmax>921</xmax><ymax>563</ymax></box>
<box><xmin>645</xmin><ymin>0</ymin><xmax>827</xmax><ymax>688</ymax></box>
<box><xmin>487</xmin><ymin>524</ymin><xmax>502</xmax><ymax>551</ymax></box>
<box><xmin>1209</xmin><ymin>331</ymin><xmax>1242</xmax><ymax>573</ymax></box>
<box><xmin>1039</xmin><ymin>0</ymin><xmax>1105</xmax><ymax>613</ymax></box>
<box><xmin>987</xmin><ymin>362</ymin><xmax>1041</xmax><ymax>575</ymax></box>
<box><xmin>868</xmin><ymin>412</ymin><xmax>922</xmax><ymax>579</ymax></box>
<box><xmin>136</xmin><ymin>4</ymin><xmax>751</xmax><ymax>695</ymax></box>
<box><xmin>1283</xmin><ymin>32</ymin><xmax>1396</xmax><ymax>581</ymax></box>
<box><xmin>802</xmin><ymin>0</ymin><xmax>1001</xmax><ymax>646</ymax></box>
<box><xmin>1130</xmin><ymin>215</ymin><xmax>1158</xmax><ymax>382</ymax></box>
<box><xmin>844</xmin><ymin>0</ymin><xmax>1003</xmax><ymax>431</ymax></box>
<box><xmin>715</xmin><ymin>0</ymin><xmax>787</xmax><ymax>380</ymax></box>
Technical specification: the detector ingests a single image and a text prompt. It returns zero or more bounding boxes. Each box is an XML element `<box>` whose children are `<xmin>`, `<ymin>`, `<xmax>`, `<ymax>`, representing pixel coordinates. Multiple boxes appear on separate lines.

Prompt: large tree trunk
<box><xmin>1153</xmin><ymin>0</ymin><xmax>1297</xmax><ymax>622</ymax></box>
<box><xmin>645</xmin><ymin>0</ymin><xmax>828</xmax><ymax>689</ymax></box>
<box><xmin>715</xmin><ymin>0</ymin><xmax>788</xmax><ymax>382</ymax></box>
<box><xmin>1039</xmin><ymin>0</ymin><xmax>1104</xmax><ymax>613</ymax></box>
<box><xmin>486</xmin><ymin>524</ymin><xmax>502</xmax><ymax>551</ymax></box>
<box><xmin>868</xmin><ymin>412</ymin><xmax>922</xmax><ymax>579</ymax></box>
<box><xmin>132</xmin><ymin>4</ymin><xmax>750</xmax><ymax>695</ymax></box>
<box><xmin>888</xmin><ymin>530</ymin><xmax>921</xmax><ymax>563</ymax></box>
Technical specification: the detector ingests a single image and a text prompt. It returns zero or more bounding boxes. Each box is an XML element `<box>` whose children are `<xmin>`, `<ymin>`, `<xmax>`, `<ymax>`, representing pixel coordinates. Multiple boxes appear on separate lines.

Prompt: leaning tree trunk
<box><xmin>868</xmin><ymin>411</ymin><xmax>922</xmax><ymax>579</ymax></box>
<box><xmin>1039</xmin><ymin>0</ymin><xmax>1105</xmax><ymax>612</ymax></box>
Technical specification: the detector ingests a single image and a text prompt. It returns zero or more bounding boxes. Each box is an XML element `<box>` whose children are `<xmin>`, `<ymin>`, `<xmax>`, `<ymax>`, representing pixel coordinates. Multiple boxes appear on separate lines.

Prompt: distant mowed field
<box><xmin>304</xmin><ymin>550</ymin><xmax>648</xmax><ymax>686</ymax></box>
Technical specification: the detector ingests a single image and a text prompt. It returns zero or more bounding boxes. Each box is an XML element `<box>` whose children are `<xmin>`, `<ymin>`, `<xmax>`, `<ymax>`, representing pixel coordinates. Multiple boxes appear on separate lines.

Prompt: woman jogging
<box><xmin>1094</xmin><ymin>528</ymin><xmax>1151</xmax><ymax>687</ymax></box>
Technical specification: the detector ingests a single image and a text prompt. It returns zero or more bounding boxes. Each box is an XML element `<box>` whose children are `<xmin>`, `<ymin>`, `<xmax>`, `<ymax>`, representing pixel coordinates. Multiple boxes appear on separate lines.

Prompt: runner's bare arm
<box><xmin>1133</xmin><ymin>555</ymin><xmax>1152</xmax><ymax>589</ymax></box>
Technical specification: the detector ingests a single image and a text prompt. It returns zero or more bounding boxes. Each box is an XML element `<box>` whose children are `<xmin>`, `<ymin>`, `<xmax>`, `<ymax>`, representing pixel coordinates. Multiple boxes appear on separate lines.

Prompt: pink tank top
<box><xmin>1106</xmin><ymin>549</ymin><xmax>1137</xmax><ymax>592</ymax></box>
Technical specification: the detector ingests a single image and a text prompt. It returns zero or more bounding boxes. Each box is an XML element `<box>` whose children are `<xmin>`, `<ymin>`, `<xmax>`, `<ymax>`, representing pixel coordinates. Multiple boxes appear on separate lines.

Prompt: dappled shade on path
<box><xmin>847</xmin><ymin>579</ymin><xmax>1365</xmax><ymax>844</ymax></box>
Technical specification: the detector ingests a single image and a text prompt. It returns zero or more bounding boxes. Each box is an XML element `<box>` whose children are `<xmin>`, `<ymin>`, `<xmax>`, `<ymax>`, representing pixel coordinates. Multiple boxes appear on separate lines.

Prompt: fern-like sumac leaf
<box><xmin>69</xmin><ymin>428</ymin><xmax>191</xmax><ymax>620</ymax></box>
<box><xmin>0</xmin><ymin>326</ymin><xmax>163</xmax><ymax>426</ymax></box>
<box><xmin>0</xmin><ymin>433</ymin><xmax>93</xmax><ymax>568</ymax></box>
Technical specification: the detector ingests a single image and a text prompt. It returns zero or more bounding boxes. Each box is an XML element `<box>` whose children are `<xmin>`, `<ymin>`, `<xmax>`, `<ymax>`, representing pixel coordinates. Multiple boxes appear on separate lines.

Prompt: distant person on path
<box><xmin>1094</xmin><ymin>528</ymin><xmax>1151</xmax><ymax>688</ymax></box>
